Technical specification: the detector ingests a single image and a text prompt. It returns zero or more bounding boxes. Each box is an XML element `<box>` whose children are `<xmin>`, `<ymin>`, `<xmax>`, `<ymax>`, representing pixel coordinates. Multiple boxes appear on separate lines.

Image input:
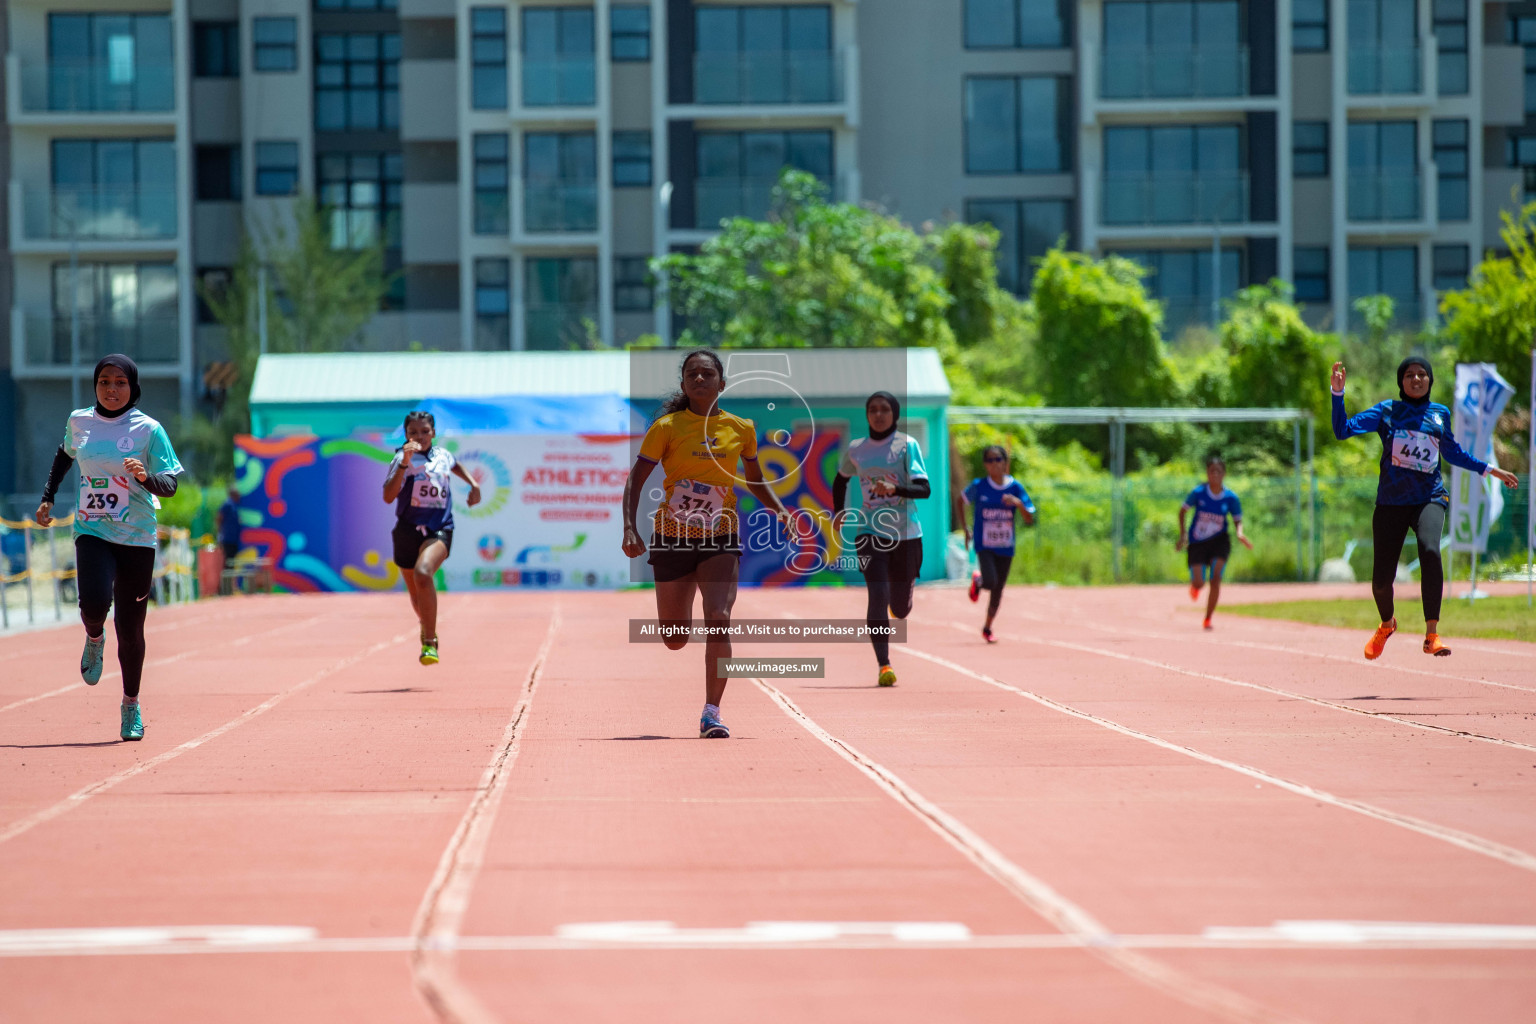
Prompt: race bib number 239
<box><xmin>79</xmin><ymin>476</ymin><xmax>131</xmax><ymax>522</ymax></box>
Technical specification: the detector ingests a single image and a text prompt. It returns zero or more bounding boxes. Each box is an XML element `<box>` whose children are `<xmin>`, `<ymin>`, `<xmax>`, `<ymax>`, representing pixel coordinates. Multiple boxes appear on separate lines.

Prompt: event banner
<box><xmin>1448</xmin><ymin>362</ymin><xmax>1514</xmax><ymax>554</ymax></box>
<box><xmin>232</xmin><ymin>430</ymin><xmax>863</xmax><ymax>591</ymax></box>
<box><xmin>232</xmin><ymin>433</ymin><xmax>634</xmax><ymax>592</ymax></box>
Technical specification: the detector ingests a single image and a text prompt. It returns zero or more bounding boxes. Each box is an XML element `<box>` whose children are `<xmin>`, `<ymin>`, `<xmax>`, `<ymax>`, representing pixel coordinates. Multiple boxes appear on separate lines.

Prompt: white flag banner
<box><xmin>1448</xmin><ymin>362</ymin><xmax>1514</xmax><ymax>554</ymax></box>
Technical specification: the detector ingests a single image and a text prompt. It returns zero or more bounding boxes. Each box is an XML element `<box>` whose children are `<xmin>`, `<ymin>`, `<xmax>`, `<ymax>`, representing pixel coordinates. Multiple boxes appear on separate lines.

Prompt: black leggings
<box><xmin>855</xmin><ymin>535</ymin><xmax>922</xmax><ymax>665</ymax></box>
<box><xmin>977</xmin><ymin>549</ymin><xmax>1013</xmax><ymax>617</ymax></box>
<box><xmin>1371</xmin><ymin>502</ymin><xmax>1445</xmax><ymax>624</ymax></box>
<box><xmin>76</xmin><ymin>535</ymin><xmax>157</xmax><ymax>698</ymax></box>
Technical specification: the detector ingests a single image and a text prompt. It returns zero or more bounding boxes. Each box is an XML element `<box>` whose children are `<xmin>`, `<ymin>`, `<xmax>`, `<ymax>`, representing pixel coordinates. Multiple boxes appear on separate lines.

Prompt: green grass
<box><xmin>1226</xmin><ymin>595</ymin><xmax>1536</xmax><ymax>643</ymax></box>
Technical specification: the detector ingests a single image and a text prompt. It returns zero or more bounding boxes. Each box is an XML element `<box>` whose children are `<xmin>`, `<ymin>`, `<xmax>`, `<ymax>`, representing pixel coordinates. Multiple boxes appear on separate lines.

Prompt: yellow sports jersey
<box><xmin>637</xmin><ymin>408</ymin><xmax>759</xmax><ymax>537</ymax></box>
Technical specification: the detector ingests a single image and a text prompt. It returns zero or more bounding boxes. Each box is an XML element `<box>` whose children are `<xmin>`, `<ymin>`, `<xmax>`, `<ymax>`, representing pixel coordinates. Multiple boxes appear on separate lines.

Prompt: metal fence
<box><xmin>0</xmin><ymin>512</ymin><xmax>195</xmax><ymax>630</ymax></box>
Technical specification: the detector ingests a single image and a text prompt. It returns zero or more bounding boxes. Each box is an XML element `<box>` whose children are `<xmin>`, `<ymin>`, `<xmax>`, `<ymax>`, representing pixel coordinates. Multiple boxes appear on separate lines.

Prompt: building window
<box><xmin>196</xmin><ymin>267</ymin><xmax>232</xmax><ymax>325</ymax></box>
<box><xmin>1347</xmin><ymin>121</ymin><xmax>1418</xmax><ymax>221</ymax></box>
<box><xmin>318</xmin><ymin>152</ymin><xmax>402</xmax><ymax>249</ymax></box>
<box><xmin>1101</xmin><ymin>2</ymin><xmax>1243</xmax><ymax>99</ymax></box>
<box><xmin>473</xmin><ymin>134</ymin><xmax>509</xmax><ymax>235</ymax></box>
<box><xmin>475</xmin><ymin>258</ymin><xmax>511</xmax><ymax>350</ymax></box>
<box><xmin>1103</xmin><ymin>124</ymin><xmax>1243</xmax><ymax>225</ymax></box>
<box><xmin>195</xmin><ymin>145</ymin><xmax>242</xmax><ymax>200</ymax></box>
<box><xmin>1432</xmin><ymin>245</ymin><xmax>1468</xmax><ymax>293</ymax></box>
<box><xmin>612</xmin><ymin>5</ymin><xmax>651</xmax><ymax>61</ymax></box>
<box><xmin>1348</xmin><ymin>0</ymin><xmax>1420</xmax><ymax>94</ymax></box>
<box><xmin>316</xmin><ymin>33</ymin><xmax>400</xmax><ymax>132</ymax></box>
<box><xmin>526</xmin><ymin>257</ymin><xmax>599</xmax><ymax>350</ymax></box>
<box><xmin>1293</xmin><ymin>121</ymin><xmax>1328</xmax><ymax>177</ymax></box>
<box><xmin>964</xmin><ymin>76</ymin><xmax>1070</xmax><ymax>174</ymax></box>
<box><xmin>471</xmin><ymin>8</ymin><xmax>507</xmax><ymax>109</ymax></box>
<box><xmin>1433</xmin><ymin>0</ymin><xmax>1467</xmax><ymax>95</ymax></box>
<box><xmin>613</xmin><ymin>131</ymin><xmax>652</xmax><ymax>187</ymax></box>
<box><xmin>523</xmin><ymin>6</ymin><xmax>596</xmax><ymax>107</ymax></box>
<box><xmin>695</xmin><ymin>130</ymin><xmax>834</xmax><ymax>225</ymax></box>
<box><xmin>46</xmin><ymin>13</ymin><xmax>174</xmax><ymax>112</ymax></box>
<box><xmin>694</xmin><ymin>5</ymin><xmax>837</xmax><ymax>104</ymax></box>
<box><xmin>1293</xmin><ymin>0</ymin><xmax>1327</xmax><ymax>51</ymax></box>
<box><xmin>1433</xmin><ymin>119</ymin><xmax>1468</xmax><ymax>221</ymax></box>
<box><xmin>49</xmin><ymin>262</ymin><xmax>178</xmax><ymax>364</ymax></box>
<box><xmin>1114</xmin><ymin>248</ymin><xmax>1241</xmax><ymax>333</ymax></box>
<box><xmin>316</xmin><ymin>0</ymin><xmax>397</xmax><ymax>9</ymax></box>
<box><xmin>193</xmin><ymin>21</ymin><xmax>239</xmax><ymax>77</ymax></box>
<box><xmin>615</xmin><ymin>257</ymin><xmax>653</xmax><ymax>311</ymax></box>
<box><xmin>253</xmin><ymin>18</ymin><xmax>298</xmax><ymax>72</ymax></box>
<box><xmin>255</xmin><ymin>141</ymin><xmax>300</xmax><ymax>196</ymax></box>
<box><xmin>1510</xmin><ymin>135</ymin><xmax>1536</xmax><ymax>202</ymax></box>
<box><xmin>1513</xmin><ymin>16</ymin><xmax>1536</xmax><ymax>114</ymax></box>
<box><xmin>1348</xmin><ymin>246</ymin><xmax>1418</xmax><ymax>324</ymax></box>
<box><xmin>525</xmin><ymin>132</ymin><xmax>598</xmax><ymax>232</ymax></box>
<box><xmin>1293</xmin><ymin>247</ymin><xmax>1329</xmax><ymax>302</ymax></box>
<box><xmin>965</xmin><ymin>0</ymin><xmax>1067</xmax><ymax>48</ymax></box>
<box><xmin>50</xmin><ymin>138</ymin><xmax>176</xmax><ymax>239</ymax></box>
<box><xmin>965</xmin><ymin>199</ymin><xmax>1070</xmax><ymax>295</ymax></box>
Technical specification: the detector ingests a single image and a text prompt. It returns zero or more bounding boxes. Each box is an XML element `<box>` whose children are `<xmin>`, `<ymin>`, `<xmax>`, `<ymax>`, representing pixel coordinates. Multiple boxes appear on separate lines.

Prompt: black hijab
<box><xmin>1397</xmin><ymin>355</ymin><xmax>1433</xmax><ymax>404</ymax></box>
<box><xmin>866</xmin><ymin>391</ymin><xmax>900</xmax><ymax>442</ymax></box>
<box><xmin>93</xmin><ymin>354</ymin><xmax>141</xmax><ymax>418</ymax></box>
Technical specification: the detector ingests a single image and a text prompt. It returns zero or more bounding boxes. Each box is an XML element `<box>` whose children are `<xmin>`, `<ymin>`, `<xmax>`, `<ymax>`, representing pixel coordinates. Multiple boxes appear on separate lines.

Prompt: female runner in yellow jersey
<box><xmin>621</xmin><ymin>349</ymin><xmax>792</xmax><ymax>738</ymax></box>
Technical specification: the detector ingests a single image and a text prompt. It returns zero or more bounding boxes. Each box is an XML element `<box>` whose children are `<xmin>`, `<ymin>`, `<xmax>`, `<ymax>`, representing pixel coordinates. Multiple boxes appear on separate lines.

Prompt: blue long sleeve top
<box><xmin>1331</xmin><ymin>390</ymin><xmax>1488</xmax><ymax>507</ymax></box>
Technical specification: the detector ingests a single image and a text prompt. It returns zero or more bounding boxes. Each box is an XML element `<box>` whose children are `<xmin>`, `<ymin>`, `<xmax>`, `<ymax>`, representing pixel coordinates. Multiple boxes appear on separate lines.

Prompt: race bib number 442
<box><xmin>79</xmin><ymin>476</ymin><xmax>131</xmax><ymax>522</ymax></box>
<box><xmin>1390</xmin><ymin>429</ymin><xmax>1440</xmax><ymax>474</ymax></box>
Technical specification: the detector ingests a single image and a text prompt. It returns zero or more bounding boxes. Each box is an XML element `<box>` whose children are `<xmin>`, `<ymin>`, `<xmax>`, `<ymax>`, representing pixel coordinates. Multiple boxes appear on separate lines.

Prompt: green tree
<box><xmin>655</xmin><ymin>170</ymin><xmax>995</xmax><ymax>349</ymax></box>
<box><xmin>183</xmin><ymin>202</ymin><xmax>392</xmax><ymax>476</ymax></box>
<box><xmin>1031</xmin><ymin>248</ymin><xmax>1177</xmax><ymax>408</ymax></box>
<box><xmin>1441</xmin><ymin>201</ymin><xmax>1536</xmax><ymax>408</ymax></box>
<box><xmin>1222</xmin><ymin>282</ymin><xmax>1330</xmax><ymax>415</ymax></box>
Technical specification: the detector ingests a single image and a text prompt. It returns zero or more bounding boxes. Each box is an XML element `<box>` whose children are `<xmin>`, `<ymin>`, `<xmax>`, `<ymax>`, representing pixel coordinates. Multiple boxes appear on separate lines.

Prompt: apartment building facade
<box><xmin>2</xmin><ymin>0</ymin><xmax>1528</xmax><ymax>488</ymax></box>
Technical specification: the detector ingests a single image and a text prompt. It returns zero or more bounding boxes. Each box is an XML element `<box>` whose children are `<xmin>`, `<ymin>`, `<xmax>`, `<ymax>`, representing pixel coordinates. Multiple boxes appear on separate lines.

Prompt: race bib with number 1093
<box><xmin>1390</xmin><ymin>429</ymin><xmax>1440</xmax><ymax>474</ymax></box>
<box><xmin>981</xmin><ymin>513</ymin><xmax>1014</xmax><ymax>549</ymax></box>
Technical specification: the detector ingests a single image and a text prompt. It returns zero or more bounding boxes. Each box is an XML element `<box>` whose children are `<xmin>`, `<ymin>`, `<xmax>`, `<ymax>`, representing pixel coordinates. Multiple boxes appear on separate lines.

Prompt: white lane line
<box><xmin>411</xmin><ymin>607</ymin><xmax>561</xmax><ymax>1024</ymax></box>
<box><xmin>0</xmin><ymin>614</ymin><xmax>315</xmax><ymax>717</ymax></box>
<box><xmin>750</xmin><ymin>676</ymin><xmax>1306</xmax><ymax>1024</ymax></box>
<box><xmin>949</xmin><ymin>618</ymin><xmax>1536</xmax><ymax>754</ymax></box>
<box><xmin>6</xmin><ymin>921</ymin><xmax>1536</xmax><ymax>957</ymax></box>
<box><xmin>0</xmin><ymin>627</ymin><xmax>412</xmax><ymax>847</ymax></box>
<box><xmin>905</xmin><ymin>646</ymin><xmax>1536</xmax><ymax>875</ymax></box>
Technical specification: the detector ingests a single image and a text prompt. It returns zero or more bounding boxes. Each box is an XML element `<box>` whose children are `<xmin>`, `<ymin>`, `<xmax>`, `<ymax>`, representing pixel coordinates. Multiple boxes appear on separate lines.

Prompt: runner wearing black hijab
<box><xmin>1331</xmin><ymin>355</ymin><xmax>1517</xmax><ymax>659</ymax></box>
<box><xmin>832</xmin><ymin>391</ymin><xmax>930</xmax><ymax>686</ymax></box>
<box><xmin>35</xmin><ymin>355</ymin><xmax>184</xmax><ymax>741</ymax></box>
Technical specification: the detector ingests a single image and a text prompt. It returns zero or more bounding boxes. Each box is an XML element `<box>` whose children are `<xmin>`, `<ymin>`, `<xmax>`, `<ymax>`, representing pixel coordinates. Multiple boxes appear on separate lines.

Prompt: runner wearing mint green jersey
<box><xmin>35</xmin><ymin>354</ymin><xmax>183</xmax><ymax>742</ymax></box>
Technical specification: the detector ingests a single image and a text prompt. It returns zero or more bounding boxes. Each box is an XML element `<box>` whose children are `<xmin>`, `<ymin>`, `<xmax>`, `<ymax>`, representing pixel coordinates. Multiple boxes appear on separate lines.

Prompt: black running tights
<box><xmin>855</xmin><ymin>535</ymin><xmax>922</xmax><ymax>665</ymax></box>
<box><xmin>76</xmin><ymin>535</ymin><xmax>157</xmax><ymax>698</ymax></box>
<box><xmin>1370</xmin><ymin>502</ymin><xmax>1445</xmax><ymax>624</ymax></box>
<box><xmin>977</xmin><ymin>549</ymin><xmax>1013</xmax><ymax>617</ymax></box>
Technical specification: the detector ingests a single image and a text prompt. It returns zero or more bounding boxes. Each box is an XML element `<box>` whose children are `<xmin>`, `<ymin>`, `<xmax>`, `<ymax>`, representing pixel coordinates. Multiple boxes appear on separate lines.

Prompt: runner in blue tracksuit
<box><xmin>962</xmin><ymin>445</ymin><xmax>1035</xmax><ymax>643</ymax></box>
<box><xmin>1331</xmin><ymin>356</ymin><xmax>1517</xmax><ymax>659</ymax></box>
<box><xmin>1175</xmin><ymin>455</ymin><xmax>1252</xmax><ymax>630</ymax></box>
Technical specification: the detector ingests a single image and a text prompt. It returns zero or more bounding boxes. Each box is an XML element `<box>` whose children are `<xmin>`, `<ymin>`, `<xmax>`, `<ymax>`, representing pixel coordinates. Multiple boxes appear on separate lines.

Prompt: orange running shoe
<box><xmin>1363</xmin><ymin>618</ymin><xmax>1397</xmax><ymax>660</ymax></box>
<box><xmin>1189</xmin><ymin>583</ymin><xmax>1201</xmax><ymax>601</ymax></box>
<box><xmin>1202</xmin><ymin>616</ymin><xmax>1213</xmax><ymax>631</ymax></box>
<box><xmin>1423</xmin><ymin>633</ymin><xmax>1452</xmax><ymax>657</ymax></box>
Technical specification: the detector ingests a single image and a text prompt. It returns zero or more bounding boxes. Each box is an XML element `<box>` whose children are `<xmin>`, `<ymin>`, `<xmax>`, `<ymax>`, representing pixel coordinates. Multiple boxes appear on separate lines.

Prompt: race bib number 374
<box><xmin>1390</xmin><ymin>429</ymin><xmax>1440</xmax><ymax>474</ymax></box>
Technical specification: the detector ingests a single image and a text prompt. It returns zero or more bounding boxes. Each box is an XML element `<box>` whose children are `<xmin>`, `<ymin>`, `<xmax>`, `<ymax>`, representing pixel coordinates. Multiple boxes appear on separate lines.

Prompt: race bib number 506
<box><xmin>411</xmin><ymin>476</ymin><xmax>449</xmax><ymax>509</ymax></box>
<box><xmin>1390</xmin><ymin>429</ymin><xmax>1440</xmax><ymax>474</ymax></box>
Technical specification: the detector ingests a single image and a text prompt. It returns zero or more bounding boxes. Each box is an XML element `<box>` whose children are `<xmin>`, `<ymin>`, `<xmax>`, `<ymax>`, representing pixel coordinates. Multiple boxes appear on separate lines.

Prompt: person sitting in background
<box><xmin>217</xmin><ymin>486</ymin><xmax>242</xmax><ymax>564</ymax></box>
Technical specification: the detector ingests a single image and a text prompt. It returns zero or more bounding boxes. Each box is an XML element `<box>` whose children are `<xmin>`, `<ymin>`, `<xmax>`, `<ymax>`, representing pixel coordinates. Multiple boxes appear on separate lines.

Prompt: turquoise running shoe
<box><xmin>120</xmin><ymin>702</ymin><xmax>144</xmax><ymax>742</ymax></box>
<box><xmin>699</xmin><ymin>711</ymin><xmax>730</xmax><ymax>739</ymax></box>
<box><xmin>81</xmin><ymin>635</ymin><xmax>104</xmax><ymax>685</ymax></box>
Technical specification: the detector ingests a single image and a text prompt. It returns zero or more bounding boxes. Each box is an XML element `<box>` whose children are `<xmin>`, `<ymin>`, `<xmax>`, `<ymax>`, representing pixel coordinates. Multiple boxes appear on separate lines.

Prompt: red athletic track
<box><xmin>2</xmin><ymin>582</ymin><xmax>1534</xmax><ymax>1023</ymax></box>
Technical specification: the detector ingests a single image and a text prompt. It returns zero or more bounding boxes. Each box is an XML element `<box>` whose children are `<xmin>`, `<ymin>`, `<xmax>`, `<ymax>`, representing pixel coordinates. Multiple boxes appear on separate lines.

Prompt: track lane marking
<box><xmin>0</xmin><ymin>625</ymin><xmax>412</xmax><ymax>846</ymax></box>
<box><xmin>903</xmin><ymin>646</ymin><xmax>1536</xmax><ymax>875</ymax></box>
<box><xmin>751</xmin><ymin>676</ymin><xmax>1308</xmax><ymax>1024</ymax></box>
<box><xmin>410</xmin><ymin>606</ymin><xmax>561</xmax><ymax>1024</ymax></box>
<box><xmin>940</xmin><ymin>617</ymin><xmax>1536</xmax><ymax>753</ymax></box>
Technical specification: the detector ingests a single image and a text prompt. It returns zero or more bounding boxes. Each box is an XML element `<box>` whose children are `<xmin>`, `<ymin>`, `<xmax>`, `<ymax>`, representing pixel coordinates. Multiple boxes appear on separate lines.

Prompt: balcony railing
<box><xmin>20</xmin><ymin>311</ymin><xmax>180</xmax><ymax>367</ymax></box>
<box><xmin>693</xmin><ymin>49</ymin><xmax>843</xmax><ymax>105</ymax></box>
<box><xmin>524</xmin><ymin>183</ymin><xmax>598</xmax><ymax>233</ymax></box>
<box><xmin>1101</xmin><ymin>173</ymin><xmax>1248</xmax><ymax>226</ymax></box>
<box><xmin>521</xmin><ymin>57</ymin><xmax>596</xmax><ymax>107</ymax></box>
<box><xmin>18</xmin><ymin>184</ymin><xmax>178</xmax><ymax>241</ymax></box>
<box><xmin>17</xmin><ymin>58</ymin><xmax>174</xmax><ymax>113</ymax></box>
<box><xmin>525</xmin><ymin>303</ymin><xmax>598</xmax><ymax>350</ymax></box>
<box><xmin>1348</xmin><ymin>45</ymin><xmax>1422</xmax><ymax>95</ymax></box>
<box><xmin>695</xmin><ymin>175</ymin><xmax>836</xmax><ymax>228</ymax></box>
<box><xmin>1100</xmin><ymin>46</ymin><xmax>1249</xmax><ymax>100</ymax></box>
<box><xmin>1347</xmin><ymin>172</ymin><xmax>1421</xmax><ymax>221</ymax></box>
